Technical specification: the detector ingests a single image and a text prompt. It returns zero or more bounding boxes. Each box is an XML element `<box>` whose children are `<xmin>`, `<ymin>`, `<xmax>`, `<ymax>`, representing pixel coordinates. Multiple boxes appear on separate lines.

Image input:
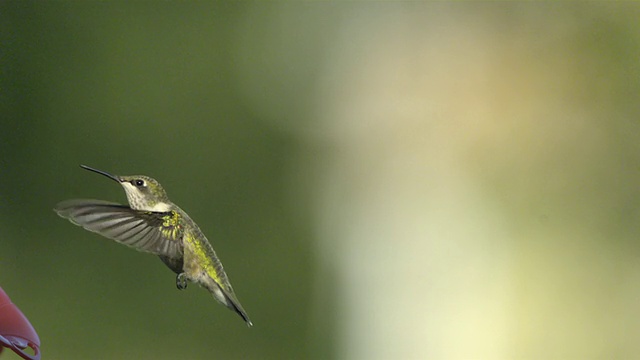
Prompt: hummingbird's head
<box><xmin>118</xmin><ymin>175</ymin><xmax>171</xmax><ymax>211</ymax></box>
<box><xmin>80</xmin><ymin>165</ymin><xmax>172</xmax><ymax>212</ymax></box>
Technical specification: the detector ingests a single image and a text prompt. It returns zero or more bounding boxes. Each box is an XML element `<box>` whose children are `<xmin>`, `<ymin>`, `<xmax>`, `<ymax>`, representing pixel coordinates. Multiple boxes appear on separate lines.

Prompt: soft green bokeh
<box><xmin>1</xmin><ymin>2</ymin><xmax>319</xmax><ymax>360</ymax></box>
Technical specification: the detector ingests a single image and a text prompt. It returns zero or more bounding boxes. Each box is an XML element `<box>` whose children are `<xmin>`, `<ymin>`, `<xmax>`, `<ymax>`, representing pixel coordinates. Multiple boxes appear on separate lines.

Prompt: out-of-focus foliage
<box><xmin>2</xmin><ymin>2</ymin><xmax>640</xmax><ymax>359</ymax></box>
<box><xmin>0</xmin><ymin>2</ymin><xmax>316</xmax><ymax>360</ymax></box>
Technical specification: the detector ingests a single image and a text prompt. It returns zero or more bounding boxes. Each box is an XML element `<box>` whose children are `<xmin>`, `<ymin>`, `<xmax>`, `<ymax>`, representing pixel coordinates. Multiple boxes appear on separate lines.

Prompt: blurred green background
<box><xmin>2</xmin><ymin>2</ymin><xmax>640</xmax><ymax>360</ymax></box>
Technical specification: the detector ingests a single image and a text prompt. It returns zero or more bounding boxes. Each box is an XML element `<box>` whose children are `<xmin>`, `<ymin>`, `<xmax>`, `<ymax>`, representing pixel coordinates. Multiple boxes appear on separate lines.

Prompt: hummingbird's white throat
<box><xmin>121</xmin><ymin>182</ymin><xmax>171</xmax><ymax>212</ymax></box>
<box><xmin>147</xmin><ymin>202</ymin><xmax>172</xmax><ymax>212</ymax></box>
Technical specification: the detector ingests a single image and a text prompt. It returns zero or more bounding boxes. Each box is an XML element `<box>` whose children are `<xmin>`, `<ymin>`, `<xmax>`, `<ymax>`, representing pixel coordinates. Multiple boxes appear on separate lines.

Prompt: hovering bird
<box><xmin>54</xmin><ymin>165</ymin><xmax>252</xmax><ymax>327</ymax></box>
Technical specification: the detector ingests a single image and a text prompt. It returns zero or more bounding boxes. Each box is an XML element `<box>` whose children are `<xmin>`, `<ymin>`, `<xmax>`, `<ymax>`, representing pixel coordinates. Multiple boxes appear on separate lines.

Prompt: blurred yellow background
<box><xmin>2</xmin><ymin>3</ymin><xmax>640</xmax><ymax>359</ymax></box>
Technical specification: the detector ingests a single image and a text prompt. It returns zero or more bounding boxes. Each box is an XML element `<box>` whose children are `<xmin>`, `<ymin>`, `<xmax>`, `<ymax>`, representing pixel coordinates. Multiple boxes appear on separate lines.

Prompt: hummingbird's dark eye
<box><xmin>133</xmin><ymin>179</ymin><xmax>145</xmax><ymax>187</ymax></box>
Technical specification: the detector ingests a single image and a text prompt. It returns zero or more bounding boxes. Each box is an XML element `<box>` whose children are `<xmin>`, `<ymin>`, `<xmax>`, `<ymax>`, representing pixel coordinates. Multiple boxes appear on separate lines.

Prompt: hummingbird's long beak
<box><xmin>80</xmin><ymin>165</ymin><xmax>122</xmax><ymax>183</ymax></box>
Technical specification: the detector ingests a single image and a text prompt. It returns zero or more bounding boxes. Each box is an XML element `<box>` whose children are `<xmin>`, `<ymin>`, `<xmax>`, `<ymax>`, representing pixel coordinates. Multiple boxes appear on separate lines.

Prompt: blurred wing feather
<box><xmin>54</xmin><ymin>199</ymin><xmax>182</xmax><ymax>258</ymax></box>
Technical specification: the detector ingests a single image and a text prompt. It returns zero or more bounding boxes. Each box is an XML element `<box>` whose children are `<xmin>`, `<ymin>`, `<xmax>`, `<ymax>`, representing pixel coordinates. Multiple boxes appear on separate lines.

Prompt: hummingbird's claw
<box><xmin>176</xmin><ymin>273</ymin><xmax>188</xmax><ymax>290</ymax></box>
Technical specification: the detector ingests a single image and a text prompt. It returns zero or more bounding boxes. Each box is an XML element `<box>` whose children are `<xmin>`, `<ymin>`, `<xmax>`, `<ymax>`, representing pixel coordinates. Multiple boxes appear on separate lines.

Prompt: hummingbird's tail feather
<box><xmin>214</xmin><ymin>282</ymin><xmax>253</xmax><ymax>327</ymax></box>
<box><xmin>231</xmin><ymin>302</ymin><xmax>253</xmax><ymax>328</ymax></box>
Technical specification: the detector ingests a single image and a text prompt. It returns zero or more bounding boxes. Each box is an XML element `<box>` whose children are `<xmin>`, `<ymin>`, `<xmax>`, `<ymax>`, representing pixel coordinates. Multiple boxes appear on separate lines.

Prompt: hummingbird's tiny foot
<box><xmin>176</xmin><ymin>273</ymin><xmax>188</xmax><ymax>290</ymax></box>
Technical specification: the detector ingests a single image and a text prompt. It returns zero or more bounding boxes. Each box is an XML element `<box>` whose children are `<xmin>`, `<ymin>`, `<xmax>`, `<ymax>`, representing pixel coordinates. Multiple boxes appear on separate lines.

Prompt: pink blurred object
<box><xmin>0</xmin><ymin>287</ymin><xmax>40</xmax><ymax>360</ymax></box>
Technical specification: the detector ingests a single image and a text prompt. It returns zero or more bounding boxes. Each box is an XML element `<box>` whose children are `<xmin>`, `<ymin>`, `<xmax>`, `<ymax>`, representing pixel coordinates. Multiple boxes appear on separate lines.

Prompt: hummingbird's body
<box><xmin>55</xmin><ymin>165</ymin><xmax>252</xmax><ymax>327</ymax></box>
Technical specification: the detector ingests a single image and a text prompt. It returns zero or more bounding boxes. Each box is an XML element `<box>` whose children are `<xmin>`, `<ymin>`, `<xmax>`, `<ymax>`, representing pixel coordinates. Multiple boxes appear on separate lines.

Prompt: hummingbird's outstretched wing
<box><xmin>54</xmin><ymin>199</ymin><xmax>183</xmax><ymax>259</ymax></box>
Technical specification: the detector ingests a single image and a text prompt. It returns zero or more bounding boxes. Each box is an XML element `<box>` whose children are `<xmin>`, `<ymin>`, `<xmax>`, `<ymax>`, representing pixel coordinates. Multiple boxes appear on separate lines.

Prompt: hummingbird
<box><xmin>54</xmin><ymin>165</ymin><xmax>252</xmax><ymax>327</ymax></box>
